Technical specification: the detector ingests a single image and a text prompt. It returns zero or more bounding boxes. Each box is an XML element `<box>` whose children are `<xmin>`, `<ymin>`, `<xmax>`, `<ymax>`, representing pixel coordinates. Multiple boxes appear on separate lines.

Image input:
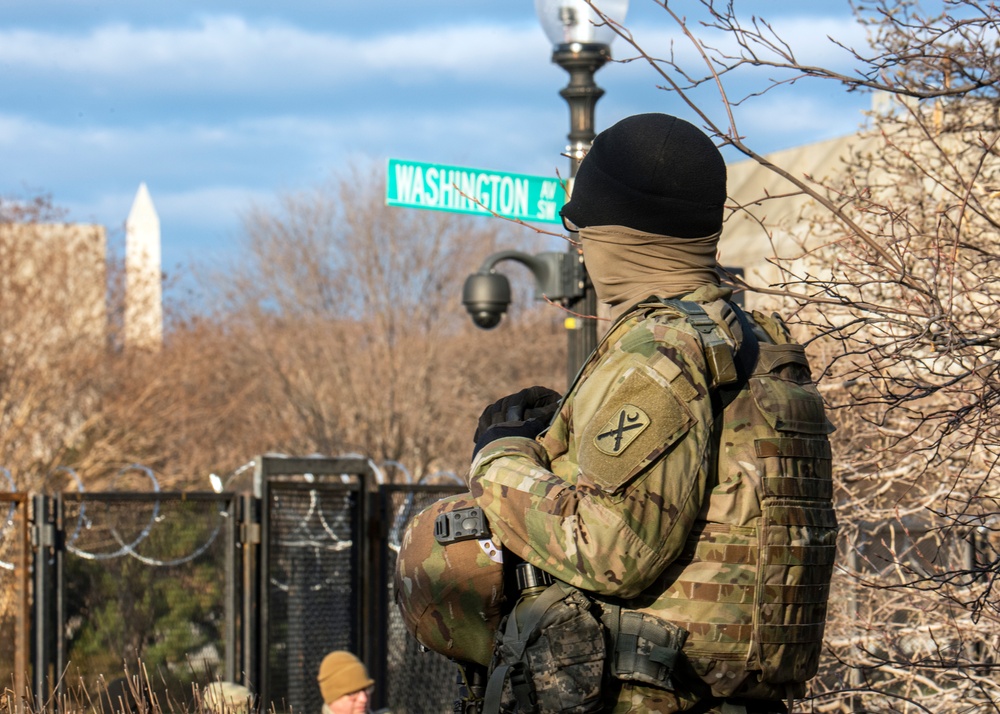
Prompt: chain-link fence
<box><xmin>381</xmin><ymin>485</ymin><xmax>465</xmax><ymax>714</ymax></box>
<box><xmin>2</xmin><ymin>457</ymin><xmax>468</xmax><ymax>713</ymax></box>
<box><xmin>263</xmin><ymin>481</ymin><xmax>360</xmax><ymax>714</ymax></box>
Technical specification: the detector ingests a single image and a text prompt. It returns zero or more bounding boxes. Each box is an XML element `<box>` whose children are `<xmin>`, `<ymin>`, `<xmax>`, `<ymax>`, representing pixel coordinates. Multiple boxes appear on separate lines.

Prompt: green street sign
<box><xmin>386</xmin><ymin>158</ymin><xmax>567</xmax><ymax>223</ymax></box>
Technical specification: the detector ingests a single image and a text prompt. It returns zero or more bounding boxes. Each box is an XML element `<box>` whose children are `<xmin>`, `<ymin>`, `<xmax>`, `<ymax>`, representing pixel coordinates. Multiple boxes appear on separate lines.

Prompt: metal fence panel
<box><xmin>380</xmin><ymin>485</ymin><xmax>464</xmax><ymax>714</ymax></box>
<box><xmin>9</xmin><ymin>456</ymin><xmax>1000</xmax><ymax>714</ymax></box>
<box><xmin>262</xmin><ymin>478</ymin><xmax>362</xmax><ymax>714</ymax></box>
<box><xmin>58</xmin><ymin>492</ymin><xmax>238</xmax><ymax>705</ymax></box>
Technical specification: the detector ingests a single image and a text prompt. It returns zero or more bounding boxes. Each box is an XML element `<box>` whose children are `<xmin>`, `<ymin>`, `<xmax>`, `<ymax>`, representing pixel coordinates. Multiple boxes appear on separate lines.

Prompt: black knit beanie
<box><xmin>561</xmin><ymin>113</ymin><xmax>727</xmax><ymax>238</ymax></box>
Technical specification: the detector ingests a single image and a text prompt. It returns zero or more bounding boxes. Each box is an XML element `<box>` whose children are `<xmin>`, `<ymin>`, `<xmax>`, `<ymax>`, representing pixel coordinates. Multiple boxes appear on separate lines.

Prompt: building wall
<box><xmin>719</xmin><ymin>134</ymin><xmax>871</xmax><ymax>312</ymax></box>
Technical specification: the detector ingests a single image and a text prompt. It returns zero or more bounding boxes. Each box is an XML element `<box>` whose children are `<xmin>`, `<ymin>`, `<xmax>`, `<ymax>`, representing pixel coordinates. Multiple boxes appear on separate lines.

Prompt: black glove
<box><xmin>472</xmin><ymin>386</ymin><xmax>562</xmax><ymax>458</ymax></box>
<box><xmin>473</xmin><ymin>386</ymin><xmax>562</xmax><ymax>442</ymax></box>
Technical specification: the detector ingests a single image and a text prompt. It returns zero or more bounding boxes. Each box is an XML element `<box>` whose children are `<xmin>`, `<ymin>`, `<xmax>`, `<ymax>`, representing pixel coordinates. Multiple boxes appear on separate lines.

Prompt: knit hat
<box><xmin>317</xmin><ymin>651</ymin><xmax>374</xmax><ymax>703</ymax></box>
<box><xmin>561</xmin><ymin>113</ymin><xmax>727</xmax><ymax>238</ymax></box>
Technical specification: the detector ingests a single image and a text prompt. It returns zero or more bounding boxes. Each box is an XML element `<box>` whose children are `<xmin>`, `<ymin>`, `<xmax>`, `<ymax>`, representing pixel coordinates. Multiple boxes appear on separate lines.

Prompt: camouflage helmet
<box><xmin>394</xmin><ymin>494</ymin><xmax>505</xmax><ymax>666</ymax></box>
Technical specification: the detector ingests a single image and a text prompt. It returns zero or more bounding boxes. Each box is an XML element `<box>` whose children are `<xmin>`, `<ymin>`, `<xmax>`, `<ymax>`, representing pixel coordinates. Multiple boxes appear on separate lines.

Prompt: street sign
<box><xmin>386</xmin><ymin>158</ymin><xmax>567</xmax><ymax>224</ymax></box>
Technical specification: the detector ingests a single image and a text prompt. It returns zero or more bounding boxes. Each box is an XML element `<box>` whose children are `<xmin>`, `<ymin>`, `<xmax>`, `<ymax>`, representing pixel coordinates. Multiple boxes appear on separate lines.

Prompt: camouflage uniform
<box><xmin>467</xmin><ymin>283</ymin><xmax>837</xmax><ymax>713</ymax></box>
<box><xmin>396</xmin><ymin>112</ymin><xmax>837</xmax><ymax>714</ymax></box>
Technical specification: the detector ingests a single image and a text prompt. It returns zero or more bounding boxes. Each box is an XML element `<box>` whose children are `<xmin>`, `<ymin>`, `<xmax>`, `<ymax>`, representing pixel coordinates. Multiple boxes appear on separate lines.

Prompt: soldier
<box><xmin>396</xmin><ymin>113</ymin><xmax>837</xmax><ymax>714</ymax></box>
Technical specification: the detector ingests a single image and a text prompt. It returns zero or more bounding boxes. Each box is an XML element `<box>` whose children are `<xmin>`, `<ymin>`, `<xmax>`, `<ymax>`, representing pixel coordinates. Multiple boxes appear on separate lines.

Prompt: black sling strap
<box><xmin>718</xmin><ymin>302</ymin><xmax>761</xmax><ymax>410</ymax></box>
<box><xmin>661</xmin><ymin>299</ymin><xmax>760</xmax><ymax>411</ymax></box>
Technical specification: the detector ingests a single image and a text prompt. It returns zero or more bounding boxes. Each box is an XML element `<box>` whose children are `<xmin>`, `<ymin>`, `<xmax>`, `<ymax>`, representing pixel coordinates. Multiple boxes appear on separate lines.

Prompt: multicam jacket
<box><xmin>468</xmin><ymin>285</ymin><xmax>837</xmax><ymax>708</ymax></box>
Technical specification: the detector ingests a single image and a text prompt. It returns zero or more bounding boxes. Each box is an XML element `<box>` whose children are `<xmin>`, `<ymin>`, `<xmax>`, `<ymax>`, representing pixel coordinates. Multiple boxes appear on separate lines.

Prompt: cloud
<box><xmin>0</xmin><ymin>16</ymin><xmax>550</xmax><ymax>91</ymax></box>
<box><xmin>0</xmin><ymin>103</ymin><xmax>567</xmax><ymax>245</ymax></box>
<box><xmin>0</xmin><ymin>3</ymin><xmax>876</xmax><ymax>289</ymax></box>
<box><xmin>0</xmin><ymin>97</ymin><xmax>569</xmax><ymax>191</ymax></box>
<box><xmin>0</xmin><ymin>10</ymin><xmax>872</xmax><ymax>106</ymax></box>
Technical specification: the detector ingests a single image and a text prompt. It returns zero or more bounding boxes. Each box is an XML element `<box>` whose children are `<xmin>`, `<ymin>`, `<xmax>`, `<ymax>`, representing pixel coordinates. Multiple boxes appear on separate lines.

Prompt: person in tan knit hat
<box><xmin>317</xmin><ymin>651</ymin><xmax>376</xmax><ymax>714</ymax></box>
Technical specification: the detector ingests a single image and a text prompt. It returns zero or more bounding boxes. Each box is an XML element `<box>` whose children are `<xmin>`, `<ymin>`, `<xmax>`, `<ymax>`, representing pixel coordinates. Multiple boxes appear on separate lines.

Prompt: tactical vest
<box><xmin>619</xmin><ymin>299</ymin><xmax>838</xmax><ymax>700</ymax></box>
<box><xmin>481</xmin><ymin>298</ymin><xmax>838</xmax><ymax>706</ymax></box>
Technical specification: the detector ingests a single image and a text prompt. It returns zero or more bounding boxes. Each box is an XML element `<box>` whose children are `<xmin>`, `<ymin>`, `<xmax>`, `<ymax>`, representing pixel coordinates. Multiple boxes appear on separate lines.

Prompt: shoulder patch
<box><xmin>579</xmin><ymin>365</ymin><xmax>694</xmax><ymax>495</ymax></box>
<box><xmin>594</xmin><ymin>404</ymin><xmax>650</xmax><ymax>456</ymax></box>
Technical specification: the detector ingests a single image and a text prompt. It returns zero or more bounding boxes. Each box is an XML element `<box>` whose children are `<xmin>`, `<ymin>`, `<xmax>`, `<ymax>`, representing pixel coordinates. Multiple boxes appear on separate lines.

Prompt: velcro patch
<box><xmin>594</xmin><ymin>404</ymin><xmax>650</xmax><ymax>456</ymax></box>
<box><xmin>580</xmin><ymin>365</ymin><xmax>694</xmax><ymax>495</ymax></box>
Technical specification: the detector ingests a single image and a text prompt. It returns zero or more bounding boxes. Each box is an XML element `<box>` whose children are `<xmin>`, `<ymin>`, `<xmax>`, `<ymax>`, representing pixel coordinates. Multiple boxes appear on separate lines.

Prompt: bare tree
<box><xmin>0</xmin><ymin>173</ymin><xmax>567</xmax><ymax>491</ymax></box>
<box><xmin>214</xmin><ymin>164</ymin><xmax>565</xmax><ymax>481</ymax></box>
<box><xmin>588</xmin><ymin>0</ymin><xmax>1000</xmax><ymax>710</ymax></box>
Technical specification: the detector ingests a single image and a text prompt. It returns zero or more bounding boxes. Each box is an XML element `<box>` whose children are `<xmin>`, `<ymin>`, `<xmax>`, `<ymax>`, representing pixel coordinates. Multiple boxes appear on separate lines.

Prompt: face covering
<box><xmin>579</xmin><ymin>225</ymin><xmax>721</xmax><ymax>320</ymax></box>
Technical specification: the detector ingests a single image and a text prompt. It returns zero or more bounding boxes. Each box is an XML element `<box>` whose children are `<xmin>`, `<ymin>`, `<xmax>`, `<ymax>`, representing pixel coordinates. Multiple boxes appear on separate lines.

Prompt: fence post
<box><xmin>964</xmin><ymin>527</ymin><xmax>984</xmax><ymax>666</ymax></box>
<box><xmin>31</xmin><ymin>494</ymin><xmax>56</xmax><ymax>708</ymax></box>
<box><xmin>223</xmin><ymin>493</ymin><xmax>241</xmax><ymax>682</ymax></box>
<box><xmin>366</xmin><ymin>484</ymin><xmax>388</xmax><ymax>711</ymax></box>
<box><xmin>243</xmin><ymin>487</ymin><xmax>263</xmax><ymax>699</ymax></box>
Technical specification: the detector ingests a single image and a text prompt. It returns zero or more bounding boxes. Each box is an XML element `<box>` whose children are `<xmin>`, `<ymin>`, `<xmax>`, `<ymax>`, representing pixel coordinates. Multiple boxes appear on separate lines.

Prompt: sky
<box><xmin>0</xmin><ymin>0</ymin><xmax>873</xmax><ymax>305</ymax></box>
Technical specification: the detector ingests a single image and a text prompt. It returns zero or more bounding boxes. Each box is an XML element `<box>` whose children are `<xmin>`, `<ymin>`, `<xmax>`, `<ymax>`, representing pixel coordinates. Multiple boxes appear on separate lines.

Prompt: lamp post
<box><xmin>462</xmin><ymin>0</ymin><xmax>627</xmax><ymax>385</ymax></box>
<box><xmin>537</xmin><ymin>0</ymin><xmax>628</xmax><ymax>379</ymax></box>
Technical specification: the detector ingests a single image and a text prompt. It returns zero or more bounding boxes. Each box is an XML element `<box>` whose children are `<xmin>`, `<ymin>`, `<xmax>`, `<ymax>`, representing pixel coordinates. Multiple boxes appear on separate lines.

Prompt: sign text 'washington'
<box><xmin>386</xmin><ymin>159</ymin><xmax>566</xmax><ymax>224</ymax></box>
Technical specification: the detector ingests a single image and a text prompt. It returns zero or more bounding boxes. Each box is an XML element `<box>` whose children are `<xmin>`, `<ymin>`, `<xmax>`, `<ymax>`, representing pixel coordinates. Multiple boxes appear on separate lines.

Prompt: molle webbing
<box><xmin>756</xmin><ymin>438</ymin><xmax>833</xmax><ymax>500</ymax></box>
<box><xmin>666</xmin><ymin>580</ymin><xmax>831</xmax><ymax>605</ymax></box>
<box><xmin>667</xmin><ymin>622</ymin><xmax>828</xmax><ymax>645</ymax></box>
<box><xmin>671</xmin><ymin>540</ymin><xmax>758</xmax><ymax>566</ymax></box>
<box><xmin>755</xmin><ymin>438</ymin><xmax>832</xmax><ymax>460</ymax></box>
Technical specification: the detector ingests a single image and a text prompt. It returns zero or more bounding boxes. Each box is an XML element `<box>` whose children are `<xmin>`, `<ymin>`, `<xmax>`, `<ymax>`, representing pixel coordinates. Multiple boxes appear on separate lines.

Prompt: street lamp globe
<box><xmin>534</xmin><ymin>0</ymin><xmax>629</xmax><ymax>175</ymax></box>
<box><xmin>535</xmin><ymin>0</ymin><xmax>628</xmax><ymax>377</ymax></box>
<box><xmin>534</xmin><ymin>0</ymin><xmax>629</xmax><ymax>49</ymax></box>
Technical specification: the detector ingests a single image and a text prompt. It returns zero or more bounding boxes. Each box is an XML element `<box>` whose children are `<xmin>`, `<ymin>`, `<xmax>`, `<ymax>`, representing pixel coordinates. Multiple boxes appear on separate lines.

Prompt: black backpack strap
<box><xmin>678</xmin><ymin>696</ymin><xmax>724</xmax><ymax>714</ymax></box>
<box><xmin>718</xmin><ymin>303</ymin><xmax>760</xmax><ymax>410</ymax></box>
<box><xmin>660</xmin><ymin>299</ymin><xmax>760</xmax><ymax>411</ymax></box>
<box><xmin>669</xmin><ymin>300</ymin><xmax>739</xmax><ymax>389</ymax></box>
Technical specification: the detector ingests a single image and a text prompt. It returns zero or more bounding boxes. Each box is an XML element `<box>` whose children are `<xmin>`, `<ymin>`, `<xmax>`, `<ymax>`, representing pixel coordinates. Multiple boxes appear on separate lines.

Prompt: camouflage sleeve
<box><xmin>467</xmin><ymin>322</ymin><xmax>713</xmax><ymax>599</ymax></box>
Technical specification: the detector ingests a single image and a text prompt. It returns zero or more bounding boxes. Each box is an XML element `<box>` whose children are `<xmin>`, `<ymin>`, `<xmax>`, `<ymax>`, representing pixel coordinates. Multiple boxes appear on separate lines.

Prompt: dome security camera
<box><xmin>462</xmin><ymin>272</ymin><xmax>511</xmax><ymax>329</ymax></box>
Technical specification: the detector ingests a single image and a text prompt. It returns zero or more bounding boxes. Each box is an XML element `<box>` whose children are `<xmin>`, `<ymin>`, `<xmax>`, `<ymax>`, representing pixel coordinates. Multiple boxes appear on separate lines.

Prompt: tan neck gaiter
<box><xmin>580</xmin><ymin>225</ymin><xmax>721</xmax><ymax>321</ymax></box>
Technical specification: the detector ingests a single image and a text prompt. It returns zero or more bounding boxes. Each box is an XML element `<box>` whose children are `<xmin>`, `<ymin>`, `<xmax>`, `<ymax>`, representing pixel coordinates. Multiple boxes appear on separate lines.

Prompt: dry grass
<box><xmin>2</xmin><ymin>663</ymin><xmax>258</xmax><ymax>714</ymax></box>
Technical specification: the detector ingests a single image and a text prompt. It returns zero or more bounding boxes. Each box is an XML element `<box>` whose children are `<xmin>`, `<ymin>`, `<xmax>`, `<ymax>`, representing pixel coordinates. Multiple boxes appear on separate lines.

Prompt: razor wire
<box><xmin>1</xmin><ymin>466</ymin><xmax>89</xmax><ymax>571</ymax></box>
<box><xmin>289</xmin><ymin>455</ymin><xmax>406</xmax><ymax>554</ymax></box>
<box><xmin>0</xmin><ymin>457</ymin><xmax>462</xmax><ymax>574</ymax></box>
<box><xmin>209</xmin><ymin>459</ymin><xmax>256</xmax><ymax>493</ymax></box>
<box><xmin>267</xmin><ymin>455</ymin><xmax>449</xmax><ymax>593</ymax></box>
<box><xmin>60</xmin><ymin>464</ymin><xmax>228</xmax><ymax>568</ymax></box>
<box><xmin>266</xmin><ymin>456</ymin><xmax>361</xmax><ymax>594</ymax></box>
